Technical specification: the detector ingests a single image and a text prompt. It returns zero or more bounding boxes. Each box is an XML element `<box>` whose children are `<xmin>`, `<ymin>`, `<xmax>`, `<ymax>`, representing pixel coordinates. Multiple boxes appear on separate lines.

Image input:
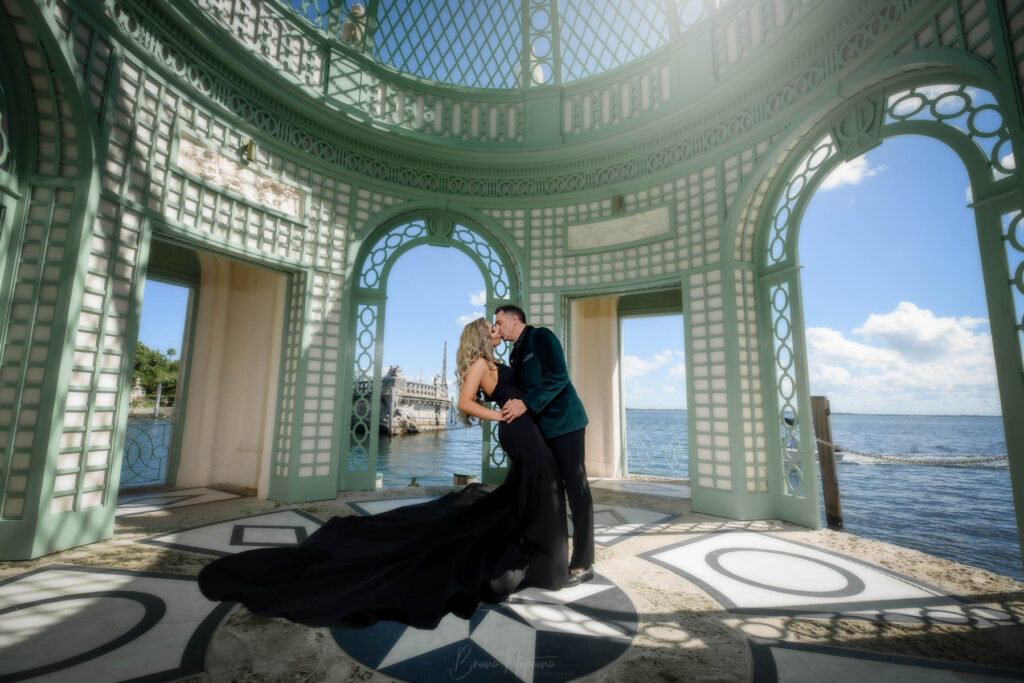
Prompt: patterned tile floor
<box><xmin>1</xmin><ymin>483</ymin><xmax>1022</xmax><ymax>682</ymax></box>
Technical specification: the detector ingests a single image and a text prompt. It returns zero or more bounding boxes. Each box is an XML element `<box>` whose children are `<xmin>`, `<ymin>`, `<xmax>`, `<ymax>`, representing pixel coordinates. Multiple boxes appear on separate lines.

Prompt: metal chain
<box><xmin>814</xmin><ymin>437</ymin><xmax>1008</xmax><ymax>466</ymax></box>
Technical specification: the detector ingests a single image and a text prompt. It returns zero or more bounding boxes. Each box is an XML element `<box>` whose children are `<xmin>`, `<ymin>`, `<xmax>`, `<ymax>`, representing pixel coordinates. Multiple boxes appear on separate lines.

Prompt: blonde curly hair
<box><xmin>455</xmin><ymin>317</ymin><xmax>496</xmax><ymax>426</ymax></box>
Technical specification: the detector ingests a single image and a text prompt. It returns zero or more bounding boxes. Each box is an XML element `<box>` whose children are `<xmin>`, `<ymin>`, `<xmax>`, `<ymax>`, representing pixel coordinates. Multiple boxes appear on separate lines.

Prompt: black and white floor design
<box><xmin>348</xmin><ymin>496</ymin><xmax>440</xmax><ymax>516</ymax></box>
<box><xmin>349</xmin><ymin>496</ymin><xmax>675</xmax><ymax>547</ymax></box>
<box><xmin>4</xmin><ymin>487</ymin><xmax>1020</xmax><ymax>683</ymax></box>
<box><xmin>140</xmin><ymin>509</ymin><xmax>325</xmax><ymax>556</ymax></box>
<box><xmin>590</xmin><ymin>478</ymin><xmax>690</xmax><ymax>499</ymax></box>
<box><xmin>748</xmin><ymin>639</ymin><xmax>1024</xmax><ymax>682</ymax></box>
<box><xmin>0</xmin><ymin>566</ymin><xmax>231</xmax><ymax>682</ymax></box>
<box><xmin>330</xmin><ymin>577</ymin><xmax>637</xmax><ymax>682</ymax></box>
<box><xmin>116</xmin><ymin>487</ymin><xmax>241</xmax><ymax>517</ymax></box>
<box><xmin>641</xmin><ymin>530</ymin><xmax>1019</xmax><ymax>625</ymax></box>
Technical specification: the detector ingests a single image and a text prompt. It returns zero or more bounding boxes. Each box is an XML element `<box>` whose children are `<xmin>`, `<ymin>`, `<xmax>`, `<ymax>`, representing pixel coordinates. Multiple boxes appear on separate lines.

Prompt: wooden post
<box><xmin>811</xmin><ymin>396</ymin><xmax>843</xmax><ymax>529</ymax></box>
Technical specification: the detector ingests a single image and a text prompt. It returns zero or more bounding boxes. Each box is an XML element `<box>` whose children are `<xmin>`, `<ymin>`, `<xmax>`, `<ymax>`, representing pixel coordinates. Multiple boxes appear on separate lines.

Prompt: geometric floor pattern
<box><xmin>0</xmin><ymin>565</ymin><xmax>232</xmax><ymax>683</ymax></box>
<box><xmin>748</xmin><ymin>638</ymin><xmax>1024</xmax><ymax>682</ymax></box>
<box><xmin>590</xmin><ymin>478</ymin><xmax>690</xmax><ymax>499</ymax></box>
<box><xmin>350</xmin><ymin>496</ymin><xmax>677</xmax><ymax>547</ymax></box>
<box><xmin>592</xmin><ymin>503</ymin><xmax>676</xmax><ymax>546</ymax></box>
<box><xmin>115</xmin><ymin>487</ymin><xmax>242</xmax><ymax>517</ymax></box>
<box><xmin>642</xmin><ymin>530</ymin><xmax>1020</xmax><ymax>626</ymax></box>
<box><xmin>139</xmin><ymin>509</ymin><xmax>325</xmax><ymax>556</ymax></box>
<box><xmin>347</xmin><ymin>496</ymin><xmax>440</xmax><ymax>516</ymax></box>
<box><xmin>5</xmin><ymin>487</ymin><xmax>1021</xmax><ymax>682</ymax></box>
<box><xmin>330</xmin><ymin>575</ymin><xmax>637</xmax><ymax>683</ymax></box>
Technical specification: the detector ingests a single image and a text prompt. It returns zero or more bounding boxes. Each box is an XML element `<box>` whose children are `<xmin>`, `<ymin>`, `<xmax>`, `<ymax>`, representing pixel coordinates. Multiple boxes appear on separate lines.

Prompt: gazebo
<box><xmin>0</xmin><ymin>0</ymin><xmax>1021</xmax><ymax>569</ymax></box>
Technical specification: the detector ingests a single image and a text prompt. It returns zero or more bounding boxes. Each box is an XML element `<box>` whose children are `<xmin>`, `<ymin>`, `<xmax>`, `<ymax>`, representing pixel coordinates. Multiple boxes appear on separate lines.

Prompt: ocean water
<box><xmin>824</xmin><ymin>413</ymin><xmax>1020</xmax><ymax>582</ymax></box>
<box><xmin>378</xmin><ymin>411</ymin><xmax>1022</xmax><ymax>582</ymax></box>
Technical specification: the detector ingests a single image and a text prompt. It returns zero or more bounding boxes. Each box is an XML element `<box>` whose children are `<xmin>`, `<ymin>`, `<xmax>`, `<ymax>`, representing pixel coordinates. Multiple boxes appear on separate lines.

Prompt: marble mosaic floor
<box><xmin>2</xmin><ymin>485</ymin><xmax>1022</xmax><ymax>682</ymax></box>
<box><xmin>115</xmin><ymin>486</ymin><xmax>242</xmax><ymax>517</ymax></box>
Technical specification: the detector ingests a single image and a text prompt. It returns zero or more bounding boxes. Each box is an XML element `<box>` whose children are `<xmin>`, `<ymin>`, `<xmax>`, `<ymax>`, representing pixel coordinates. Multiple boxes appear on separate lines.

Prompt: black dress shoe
<box><xmin>564</xmin><ymin>566</ymin><xmax>594</xmax><ymax>587</ymax></box>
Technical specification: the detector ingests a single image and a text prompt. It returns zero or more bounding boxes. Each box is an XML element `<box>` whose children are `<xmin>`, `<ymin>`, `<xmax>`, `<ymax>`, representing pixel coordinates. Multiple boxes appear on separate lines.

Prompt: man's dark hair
<box><xmin>495</xmin><ymin>304</ymin><xmax>527</xmax><ymax>324</ymax></box>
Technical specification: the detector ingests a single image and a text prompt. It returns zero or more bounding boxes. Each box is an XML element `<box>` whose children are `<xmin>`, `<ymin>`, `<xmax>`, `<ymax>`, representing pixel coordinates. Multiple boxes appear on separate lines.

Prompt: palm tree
<box><xmin>167</xmin><ymin>348</ymin><xmax>176</xmax><ymax>359</ymax></box>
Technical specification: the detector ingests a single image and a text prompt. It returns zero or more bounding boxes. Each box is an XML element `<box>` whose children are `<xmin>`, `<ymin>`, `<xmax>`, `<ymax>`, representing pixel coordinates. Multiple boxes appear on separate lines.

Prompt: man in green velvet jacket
<box><xmin>495</xmin><ymin>304</ymin><xmax>593</xmax><ymax>585</ymax></box>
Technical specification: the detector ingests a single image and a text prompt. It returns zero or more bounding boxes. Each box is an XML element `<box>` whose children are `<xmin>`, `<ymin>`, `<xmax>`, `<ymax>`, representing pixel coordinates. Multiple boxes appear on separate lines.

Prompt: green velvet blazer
<box><xmin>510</xmin><ymin>326</ymin><xmax>588</xmax><ymax>439</ymax></box>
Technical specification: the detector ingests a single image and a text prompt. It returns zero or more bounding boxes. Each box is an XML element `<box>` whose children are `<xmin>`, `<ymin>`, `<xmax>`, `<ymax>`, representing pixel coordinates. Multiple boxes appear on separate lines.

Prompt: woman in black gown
<box><xmin>197</xmin><ymin>318</ymin><xmax>569</xmax><ymax>628</ymax></box>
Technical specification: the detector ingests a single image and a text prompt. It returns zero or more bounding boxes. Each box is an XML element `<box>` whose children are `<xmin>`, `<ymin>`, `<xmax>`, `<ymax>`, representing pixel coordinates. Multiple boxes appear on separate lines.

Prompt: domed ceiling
<box><xmin>284</xmin><ymin>0</ymin><xmax>713</xmax><ymax>89</ymax></box>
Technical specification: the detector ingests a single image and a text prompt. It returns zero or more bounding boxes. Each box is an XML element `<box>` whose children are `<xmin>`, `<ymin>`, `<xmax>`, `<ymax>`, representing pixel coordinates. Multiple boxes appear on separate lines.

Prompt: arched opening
<box><xmin>341</xmin><ymin>213</ymin><xmax>521</xmax><ymax>490</ymax></box>
<box><xmin>801</xmin><ymin>134</ymin><xmax>1017</xmax><ymax>579</ymax></box>
<box><xmin>755</xmin><ymin>78</ymin><xmax>1024</xmax><ymax>569</ymax></box>
<box><xmin>375</xmin><ymin>244</ymin><xmax>488</xmax><ymax>486</ymax></box>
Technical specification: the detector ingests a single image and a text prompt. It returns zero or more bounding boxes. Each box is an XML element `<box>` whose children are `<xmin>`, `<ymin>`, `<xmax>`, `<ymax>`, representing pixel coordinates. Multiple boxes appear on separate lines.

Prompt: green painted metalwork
<box><xmin>756</xmin><ymin>75</ymin><xmax>1024</xmax><ymax>531</ymax></box>
<box><xmin>559</xmin><ymin>0</ymin><xmax>669</xmax><ymax>84</ymax></box>
<box><xmin>885</xmin><ymin>84</ymin><xmax>1014</xmax><ymax>177</ymax></box>
<box><xmin>375</xmin><ymin>0</ymin><xmax>521</xmax><ymax>89</ymax></box>
<box><xmin>1005</xmin><ymin>211</ymin><xmax>1024</xmax><ymax>361</ymax></box>
<box><xmin>766</xmin><ymin>281</ymin><xmax>805</xmax><ymax>499</ymax></box>
<box><xmin>3</xmin><ymin>0</ymin><xmax>1024</xmax><ymax>567</ymax></box>
<box><xmin>343</xmin><ymin>214</ymin><xmax>520</xmax><ymax>489</ymax></box>
<box><xmin>765</xmin><ymin>137</ymin><xmax>837</xmax><ymax>268</ymax></box>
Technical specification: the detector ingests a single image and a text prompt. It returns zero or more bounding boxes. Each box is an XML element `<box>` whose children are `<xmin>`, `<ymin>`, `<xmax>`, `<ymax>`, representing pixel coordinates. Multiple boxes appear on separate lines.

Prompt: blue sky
<box><xmin>139</xmin><ymin>134</ymin><xmax>1003</xmax><ymax>416</ymax></box>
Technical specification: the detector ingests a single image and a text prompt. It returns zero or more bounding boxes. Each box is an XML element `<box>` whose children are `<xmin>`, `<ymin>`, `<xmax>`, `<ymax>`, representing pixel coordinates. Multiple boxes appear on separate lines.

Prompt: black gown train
<box><xmin>197</xmin><ymin>364</ymin><xmax>569</xmax><ymax>628</ymax></box>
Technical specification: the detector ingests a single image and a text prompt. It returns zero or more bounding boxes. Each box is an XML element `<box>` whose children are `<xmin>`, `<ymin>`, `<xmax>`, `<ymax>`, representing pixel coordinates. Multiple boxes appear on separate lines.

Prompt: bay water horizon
<box><xmin>376</xmin><ymin>409</ymin><xmax>1021</xmax><ymax>581</ymax></box>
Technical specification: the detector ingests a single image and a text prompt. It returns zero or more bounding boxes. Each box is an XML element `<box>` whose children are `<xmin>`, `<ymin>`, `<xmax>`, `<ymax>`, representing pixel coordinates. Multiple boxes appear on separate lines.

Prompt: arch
<box><xmin>0</xmin><ymin>0</ymin><xmax>109</xmax><ymax>558</ymax></box>
<box><xmin>748</xmin><ymin>71</ymin><xmax>1024</xmax><ymax>534</ymax></box>
<box><xmin>338</xmin><ymin>207</ymin><xmax>525</xmax><ymax>490</ymax></box>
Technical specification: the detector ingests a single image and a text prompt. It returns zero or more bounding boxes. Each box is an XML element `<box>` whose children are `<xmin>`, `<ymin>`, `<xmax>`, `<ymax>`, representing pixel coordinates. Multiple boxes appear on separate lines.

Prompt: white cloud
<box><xmin>456</xmin><ymin>311</ymin><xmax>484</xmax><ymax>326</ymax></box>
<box><xmin>819</xmin><ymin>156</ymin><xmax>883</xmax><ymax>191</ymax></box>
<box><xmin>661</xmin><ymin>385</ymin><xmax>678</xmax><ymax>394</ymax></box>
<box><xmin>669</xmin><ymin>363</ymin><xmax>686</xmax><ymax>379</ymax></box>
<box><xmin>853</xmin><ymin>301</ymin><xmax>988</xmax><ymax>361</ymax></box>
<box><xmin>805</xmin><ymin>302</ymin><xmax>999</xmax><ymax>415</ymax></box>
<box><xmin>623</xmin><ymin>355</ymin><xmax>659</xmax><ymax>378</ymax></box>
<box><xmin>653</xmin><ymin>349</ymin><xmax>684</xmax><ymax>364</ymax></box>
<box><xmin>623</xmin><ymin>349</ymin><xmax>685</xmax><ymax>379</ymax></box>
<box><xmin>469</xmin><ymin>290</ymin><xmax>486</xmax><ymax>307</ymax></box>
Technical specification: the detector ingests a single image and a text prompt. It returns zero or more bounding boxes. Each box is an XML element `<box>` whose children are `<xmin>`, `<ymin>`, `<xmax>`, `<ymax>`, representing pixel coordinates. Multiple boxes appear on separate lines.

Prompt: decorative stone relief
<box><xmin>567</xmin><ymin>205</ymin><xmax>670</xmax><ymax>251</ymax></box>
<box><xmin>425</xmin><ymin>217</ymin><xmax>455</xmax><ymax>246</ymax></box>
<box><xmin>176</xmin><ymin>134</ymin><xmax>305</xmax><ymax>218</ymax></box>
<box><xmin>829</xmin><ymin>96</ymin><xmax>884</xmax><ymax>161</ymax></box>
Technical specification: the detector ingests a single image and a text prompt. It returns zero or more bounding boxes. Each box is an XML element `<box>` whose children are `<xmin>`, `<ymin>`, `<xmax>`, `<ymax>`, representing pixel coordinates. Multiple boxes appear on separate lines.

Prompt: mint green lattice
<box><xmin>766</xmin><ymin>135</ymin><xmax>836</xmax><ymax>266</ymax></box>
<box><xmin>453</xmin><ymin>225</ymin><xmax>510</xmax><ymax>299</ymax></box>
<box><xmin>350</xmin><ymin>219</ymin><xmax>514</xmax><ymax>483</ymax></box>
<box><xmin>281</xmin><ymin>0</ymin><xmax>359</xmax><ymax>34</ymax></box>
<box><xmin>676</xmin><ymin>0</ymin><xmax>708</xmax><ymax>27</ymax></box>
<box><xmin>559</xmin><ymin>0</ymin><xmax>669</xmax><ymax>83</ymax></box>
<box><xmin>374</xmin><ymin>0</ymin><xmax>520</xmax><ymax>88</ymax></box>
<box><xmin>524</xmin><ymin>0</ymin><xmax>557</xmax><ymax>86</ymax></box>
<box><xmin>768</xmin><ymin>282</ymin><xmax>804</xmax><ymax>499</ymax></box>
<box><xmin>348</xmin><ymin>303</ymin><xmax>378</xmax><ymax>472</ymax></box>
<box><xmin>1005</xmin><ymin>211</ymin><xmax>1024</xmax><ymax>363</ymax></box>
<box><xmin>359</xmin><ymin>221</ymin><xmax>428</xmax><ymax>288</ymax></box>
<box><xmin>886</xmin><ymin>84</ymin><xmax>1015</xmax><ymax>178</ymax></box>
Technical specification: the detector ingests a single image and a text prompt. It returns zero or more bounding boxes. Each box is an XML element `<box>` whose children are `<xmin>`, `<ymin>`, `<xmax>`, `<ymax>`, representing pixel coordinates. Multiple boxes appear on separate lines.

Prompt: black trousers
<box><xmin>548</xmin><ymin>428</ymin><xmax>593</xmax><ymax>569</ymax></box>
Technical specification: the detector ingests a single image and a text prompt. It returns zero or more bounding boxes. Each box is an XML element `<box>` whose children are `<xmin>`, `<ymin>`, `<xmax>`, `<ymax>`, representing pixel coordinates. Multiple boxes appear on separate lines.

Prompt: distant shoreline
<box><xmin>624</xmin><ymin>408</ymin><xmax>1000</xmax><ymax>418</ymax></box>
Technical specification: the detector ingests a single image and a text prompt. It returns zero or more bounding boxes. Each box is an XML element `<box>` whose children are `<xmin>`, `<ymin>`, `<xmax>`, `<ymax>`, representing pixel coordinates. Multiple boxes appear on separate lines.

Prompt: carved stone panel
<box><xmin>567</xmin><ymin>205</ymin><xmax>671</xmax><ymax>251</ymax></box>
<box><xmin>176</xmin><ymin>134</ymin><xmax>305</xmax><ymax>218</ymax></box>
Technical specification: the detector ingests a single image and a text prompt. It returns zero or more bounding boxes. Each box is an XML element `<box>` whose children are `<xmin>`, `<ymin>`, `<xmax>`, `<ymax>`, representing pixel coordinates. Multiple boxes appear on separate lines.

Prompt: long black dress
<box><xmin>197</xmin><ymin>364</ymin><xmax>569</xmax><ymax>628</ymax></box>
